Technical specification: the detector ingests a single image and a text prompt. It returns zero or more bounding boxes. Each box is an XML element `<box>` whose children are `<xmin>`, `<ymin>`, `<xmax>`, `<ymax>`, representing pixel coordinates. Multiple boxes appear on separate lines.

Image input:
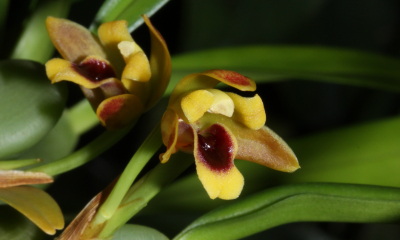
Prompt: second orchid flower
<box><xmin>160</xmin><ymin>70</ymin><xmax>300</xmax><ymax>200</ymax></box>
<box><xmin>45</xmin><ymin>15</ymin><xmax>171</xmax><ymax>130</ymax></box>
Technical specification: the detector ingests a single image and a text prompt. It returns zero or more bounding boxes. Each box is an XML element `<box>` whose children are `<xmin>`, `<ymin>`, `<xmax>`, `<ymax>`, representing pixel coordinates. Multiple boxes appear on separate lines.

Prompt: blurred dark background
<box><xmin>4</xmin><ymin>0</ymin><xmax>400</xmax><ymax>239</ymax></box>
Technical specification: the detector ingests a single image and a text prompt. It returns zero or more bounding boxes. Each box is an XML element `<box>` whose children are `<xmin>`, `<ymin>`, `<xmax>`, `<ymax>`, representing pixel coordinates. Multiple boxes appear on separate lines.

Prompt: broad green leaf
<box><xmin>19</xmin><ymin>111</ymin><xmax>79</xmax><ymax>166</ymax></box>
<box><xmin>167</xmin><ymin>46</ymin><xmax>400</xmax><ymax>95</ymax></box>
<box><xmin>113</xmin><ymin>224</ymin><xmax>169</xmax><ymax>240</ymax></box>
<box><xmin>284</xmin><ymin>116</ymin><xmax>400</xmax><ymax>185</ymax></box>
<box><xmin>174</xmin><ymin>183</ymin><xmax>400</xmax><ymax>240</ymax></box>
<box><xmin>0</xmin><ymin>186</ymin><xmax>64</xmax><ymax>235</ymax></box>
<box><xmin>0</xmin><ymin>60</ymin><xmax>67</xmax><ymax>159</ymax></box>
<box><xmin>10</xmin><ymin>0</ymin><xmax>71</xmax><ymax>63</ymax></box>
<box><xmin>0</xmin><ymin>205</ymin><xmax>44</xmax><ymax>240</ymax></box>
<box><xmin>146</xmin><ymin>116</ymin><xmax>400</xmax><ymax>214</ymax></box>
<box><xmin>91</xmin><ymin>0</ymin><xmax>170</xmax><ymax>33</ymax></box>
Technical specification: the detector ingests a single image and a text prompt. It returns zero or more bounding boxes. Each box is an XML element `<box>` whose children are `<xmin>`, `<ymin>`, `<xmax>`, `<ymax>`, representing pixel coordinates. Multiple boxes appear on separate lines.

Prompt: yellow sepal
<box><xmin>226</xmin><ymin>92</ymin><xmax>266</xmax><ymax>130</ymax></box>
<box><xmin>46</xmin><ymin>17</ymin><xmax>106</xmax><ymax>63</ymax></box>
<box><xmin>96</xmin><ymin>94</ymin><xmax>143</xmax><ymax>130</ymax></box>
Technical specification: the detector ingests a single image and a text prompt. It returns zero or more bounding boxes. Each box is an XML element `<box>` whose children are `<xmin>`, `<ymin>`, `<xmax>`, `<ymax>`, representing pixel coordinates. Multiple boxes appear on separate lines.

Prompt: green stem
<box><xmin>98</xmin><ymin>152</ymin><xmax>193</xmax><ymax>238</ymax></box>
<box><xmin>0</xmin><ymin>159</ymin><xmax>41</xmax><ymax>170</ymax></box>
<box><xmin>10</xmin><ymin>0</ymin><xmax>70</xmax><ymax>63</ymax></box>
<box><xmin>92</xmin><ymin>122</ymin><xmax>162</xmax><ymax>225</ymax></box>
<box><xmin>28</xmin><ymin>125</ymin><xmax>133</xmax><ymax>176</ymax></box>
<box><xmin>67</xmin><ymin>99</ymin><xmax>99</xmax><ymax>135</ymax></box>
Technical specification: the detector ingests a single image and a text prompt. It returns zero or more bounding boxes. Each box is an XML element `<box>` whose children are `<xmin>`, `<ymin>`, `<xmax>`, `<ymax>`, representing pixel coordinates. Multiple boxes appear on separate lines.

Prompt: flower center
<box><xmin>197</xmin><ymin>124</ymin><xmax>235</xmax><ymax>172</ymax></box>
<box><xmin>73</xmin><ymin>59</ymin><xmax>116</xmax><ymax>82</ymax></box>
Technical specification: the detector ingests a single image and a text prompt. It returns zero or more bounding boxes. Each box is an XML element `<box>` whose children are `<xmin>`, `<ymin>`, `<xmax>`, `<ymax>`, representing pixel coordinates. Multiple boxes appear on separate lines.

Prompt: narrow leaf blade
<box><xmin>0</xmin><ymin>186</ymin><xmax>64</xmax><ymax>235</ymax></box>
<box><xmin>168</xmin><ymin>46</ymin><xmax>400</xmax><ymax>95</ymax></box>
<box><xmin>174</xmin><ymin>183</ymin><xmax>400</xmax><ymax>240</ymax></box>
<box><xmin>91</xmin><ymin>0</ymin><xmax>170</xmax><ymax>33</ymax></box>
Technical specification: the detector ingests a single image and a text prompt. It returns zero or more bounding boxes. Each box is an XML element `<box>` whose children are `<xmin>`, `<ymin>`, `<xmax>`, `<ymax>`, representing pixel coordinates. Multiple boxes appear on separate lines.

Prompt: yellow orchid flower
<box><xmin>0</xmin><ymin>167</ymin><xmax>63</xmax><ymax>235</ymax></box>
<box><xmin>45</xmin><ymin>15</ymin><xmax>171</xmax><ymax>130</ymax></box>
<box><xmin>160</xmin><ymin>70</ymin><xmax>300</xmax><ymax>200</ymax></box>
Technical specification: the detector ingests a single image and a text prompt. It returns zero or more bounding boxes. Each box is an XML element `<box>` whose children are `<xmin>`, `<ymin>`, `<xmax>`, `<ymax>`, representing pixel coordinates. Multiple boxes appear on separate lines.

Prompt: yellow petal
<box><xmin>169</xmin><ymin>70</ymin><xmax>255</xmax><ymax>107</ymax></box>
<box><xmin>181</xmin><ymin>90</ymin><xmax>215</xmax><ymax>123</ymax></box>
<box><xmin>196</xmin><ymin>113</ymin><xmax>299</xmax><ymax>172</ymax></box>
<box><xmin>159</xmin><ymin>109</ymin><xmax>180</xmax><ymax>163</ymax></box>
<box><xmin>46</xmin><ymin>17</ymin><xmax>106</xmax><ymax>63</ymax></box>
<box><xmin>226</xmin><ymin>93</ymin><xmax>266</xmax><ymax>130</ymax></box>
<box><xmin>196</xmin><ymin>162</ymin><xmax>244</xmax><ymax>200</ymax></box>
<box><xmin>207</xmin><ymin>89</ymin><xmax>234</xmax><ymax>117</ymax></box>
<box><xmin>96</xmin><ymin>94</ymin><xmax>144</xmax><ymax>130</ymax></box>
<box><xmin>193</xmin><ymin>123</ymin><xmax>243</xmax><ymax>200</ymax></box>
<box><xmin>0</xmin><ymin>186</ymin><xmax>64</xmax><ymax>235</ymax></box>
<box><xmin>143</xmin><ymin>15</ymin><xmax>172</xmax><ymax>110</ymax></box>
<box><xmin>121</xmin><ymin>51</ymin><xmax>151</xmax><ymax>82</ymax></box>
<box><xmin>45</xmin><ymin>56</ymin><xmax>117</xmax><ymax>89</ymax></box>
<box><xmin>98</xmin><ymin>20</ymin><xmax>142</xmax><ymax>77</ymax></box>
<box><xmin>98</xmin><ymin>20</ymin><xmax>134</xmax><ymax>45</ymax></box>
<box><xmin>0</xmin><ymin>170</ymin><xmax>53</xmax><ymax>188</ymax></box>
<box><xmin>118</xmin><ymin>41</ymin><xmax>144</xmax><ymax>62</ymax></box>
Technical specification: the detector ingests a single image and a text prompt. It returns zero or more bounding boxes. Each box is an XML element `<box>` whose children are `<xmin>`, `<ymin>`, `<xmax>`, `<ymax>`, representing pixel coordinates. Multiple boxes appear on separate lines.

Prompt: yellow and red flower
<box><xmin>160</xmin><ymin>70</ymin><xmax>299</xmax><ymax>200</ymax></box>
<box><xmin>45</xmin><ymin>16</ymin><xmax>171</xmax><ymax>130</ymax></box>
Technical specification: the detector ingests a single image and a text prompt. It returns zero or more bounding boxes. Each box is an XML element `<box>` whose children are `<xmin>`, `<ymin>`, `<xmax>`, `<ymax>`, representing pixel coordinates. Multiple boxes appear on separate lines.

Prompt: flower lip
<box><xmin>72</xmin><ymin>58</ymin><xmax>116</xmax><ymax>82</ymax></box>
<box><xmin>196</xmin><ymin>124</ymin><xmax>236</xmax><ymax>172</ymax></box>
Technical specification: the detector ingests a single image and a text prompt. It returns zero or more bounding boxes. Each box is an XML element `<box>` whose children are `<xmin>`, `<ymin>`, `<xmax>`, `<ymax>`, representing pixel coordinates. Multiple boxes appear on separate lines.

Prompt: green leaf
<box><xmin>146</xmin><ymin>116</ymin><xmax>400</xmax><ymax>214</ymax></box>
<box><xmin>91</xmin><ymin>0</ymin><xmax>170</xmax><ymax>33</ymax></box>
<box><xmin>0</xmin><ymin>186</ymin><xmax>64</xmax><ymax>235</ymax></box>
<box><xmin>283</xmin><ymin>116</ymin><xmax>400</xmax><ymax>185</ymax></box>
<box><xmin>174</xmin><ymin>183</ymin><xmax>400</xmax><ymax>240</ymax></box>
<box><xmin>113</xmin><ymin>224</ymin><xmax>169</xmax><ymax>240</ymax></box>
<box><xmin>0</xmin><ymin>60</ymin><xmax>67</xmax><ymax>159</ymax></box>
<box><xmin>0</xmin><ymin>205</ymin><xmax>44</xmax><ymax>240</ymax></box>
<box><xmin>0</xmin><ymin>159</ymin><xmax>41</xmax><ymax>170</ymax></box>
<box><xmin>167</xmin><ymin>46</ymin><xmax>400</xmax><ymax>95</ymax></box>
<box><xmin>19</xmin><ymin>111</ymin><xmax>79</xmax><ymax>165</ymax></box>
<box><xmin>10</xmin><ymin>0</ymin><xmax>71</xmax><ymax>63</ymax></box>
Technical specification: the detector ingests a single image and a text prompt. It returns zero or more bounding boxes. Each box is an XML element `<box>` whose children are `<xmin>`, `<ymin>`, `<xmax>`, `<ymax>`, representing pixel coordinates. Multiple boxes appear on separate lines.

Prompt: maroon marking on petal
<box><xmin>214</xmin><ymin>70</ymin><xmax>250</xmax><ymax>86</ymax></box>
<box><xmin>197</xmin><ymin>124</ymin><xmax>235</xmax><ymax>172</ymax></box>
<box><xmin>99</xmin><ymin>97</ymin><xmax>124</xmax><ymax>120</ymax></box>
<box><xmin>73</xmin><ymin>59</ymin><xmax>116</xmax><ymax>82</ymax></box>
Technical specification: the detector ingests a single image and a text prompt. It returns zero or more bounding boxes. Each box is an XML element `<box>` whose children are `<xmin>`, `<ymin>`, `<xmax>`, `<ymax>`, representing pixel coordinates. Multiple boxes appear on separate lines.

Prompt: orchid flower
<box><xmin>0</xmin><ymin>164</ymin><xmax>63</xmax><ymax>235</ymax></box>
<box><xmin>45</xmin><ymin>16</ymin><xmax>171</xmax><ymax>130</ymax></box>
<box><xmin>160</xmin><ymin>70</ymin><xmax>300</xmax><ymax>200</ymax></box>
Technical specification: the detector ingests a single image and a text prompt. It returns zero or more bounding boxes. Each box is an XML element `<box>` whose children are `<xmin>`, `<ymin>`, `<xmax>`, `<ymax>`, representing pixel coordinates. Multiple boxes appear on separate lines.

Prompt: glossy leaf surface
<box><xmin>113</xmin><ymin>224</ymin><xmax>169</xmax><ymax>240</ymax></box>
<box><xmin>174</xmin><ymin>183</ymin><xmax>400</xmax><ymax>240</ymax></box>
<box><xmin>19</xmin><ymin>111</ymin><xmax>79</xmax><ymax>166</ymax></box>
<box><xmin>0</xmin><ymin>60</ymin><xmax>67</xmax><ymax>159</ymax></box>
<box><xmin>167</xmin><ymin>46</ymin><xmax>400</xmax><ymax>95</ymax></box>
<box><xmin>10</xmin><ymin>0</ymin><xmax>70</xmax><ymax>63</ymax></box>
<box><xmin>91</xmin><ymin>0</ymin><xmax>170</xmax><ymax>33</ymax></box>
<box><xmin>0</xmin><ymin>205</ymin><xmax>43</xmax><ymax>240</ymax></box>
